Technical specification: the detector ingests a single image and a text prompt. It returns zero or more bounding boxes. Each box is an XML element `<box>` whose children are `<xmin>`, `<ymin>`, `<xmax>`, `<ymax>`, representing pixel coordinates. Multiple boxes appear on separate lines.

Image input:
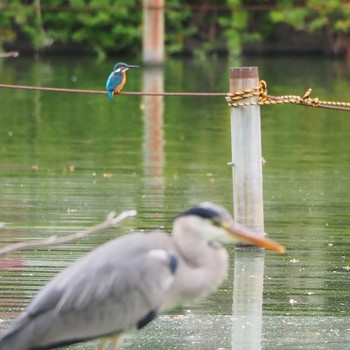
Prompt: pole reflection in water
<box><xmin>232</xmin><ymin>249</ymin><xmax>265</xmax><ymax>350</ymax></box>
<box><xmin>142</xmin><ymin>67</ymin><xmax>165</xmax><ymax>213</ymax></box>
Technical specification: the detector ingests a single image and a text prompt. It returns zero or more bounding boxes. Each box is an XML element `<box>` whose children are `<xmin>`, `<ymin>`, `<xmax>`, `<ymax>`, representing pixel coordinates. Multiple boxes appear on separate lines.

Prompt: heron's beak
<box><xmin>223</xmin><ymin>220</ymin><xmax>286</xmax><ymax>253</ymax></box>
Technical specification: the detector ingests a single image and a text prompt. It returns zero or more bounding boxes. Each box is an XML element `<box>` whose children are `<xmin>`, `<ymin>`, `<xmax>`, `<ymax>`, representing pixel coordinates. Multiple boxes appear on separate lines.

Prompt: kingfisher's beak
<box><xmin>222</xmin><ymin>220</ymin><xmax>286</xmax><ymax>253</ymax></box>
<box><xmin>127</xmin><ymin>65</ymin><xmax>140</xmax><ymax>69</ymax></box>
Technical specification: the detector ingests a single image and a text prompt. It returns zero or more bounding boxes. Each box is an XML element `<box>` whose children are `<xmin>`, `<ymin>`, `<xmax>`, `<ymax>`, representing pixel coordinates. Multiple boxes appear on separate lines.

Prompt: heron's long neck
<box><xmin>170</xmin><ymin>218</ymin><xmax>229</xmax><ymax>303</ymax></box>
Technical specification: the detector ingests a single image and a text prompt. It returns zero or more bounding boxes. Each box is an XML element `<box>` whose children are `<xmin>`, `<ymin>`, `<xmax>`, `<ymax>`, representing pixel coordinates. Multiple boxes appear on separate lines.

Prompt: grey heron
<box><xmin>0</xmin><ymin>202</ymin><xmax>285</xmax><ymax>350</ymax></box>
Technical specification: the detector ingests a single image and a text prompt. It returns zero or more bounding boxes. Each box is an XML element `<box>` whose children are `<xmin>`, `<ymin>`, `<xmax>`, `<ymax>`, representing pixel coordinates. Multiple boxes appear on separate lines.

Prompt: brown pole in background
<box><xmin>143</xmin><ymin>0</ymin><xmax>164</xmax><ymax>65</ymax></box>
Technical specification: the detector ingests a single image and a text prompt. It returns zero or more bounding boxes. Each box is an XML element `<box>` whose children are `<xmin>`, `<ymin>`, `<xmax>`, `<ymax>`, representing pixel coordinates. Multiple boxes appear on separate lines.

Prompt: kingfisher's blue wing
<box><xmin>106</xmin><ymin>71</ymin><xmax>123</xmax><ymax>100</ymax></box>
<box><xmin>106</xmin><ymin>72</ymin><xmax>122</xmax><ymax>91</ymax></box>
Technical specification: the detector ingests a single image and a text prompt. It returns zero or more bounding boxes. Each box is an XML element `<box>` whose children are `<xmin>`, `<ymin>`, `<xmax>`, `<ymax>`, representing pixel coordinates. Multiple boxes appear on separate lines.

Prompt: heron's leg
<box><xmin>97</xmin><ymin>334</ymin><xmax>124</xmax><ymax>350</ymax></box>
<box><xmin>97</xmin><ymin>338</ymin><xmax>109</xmax><ymax>350</ymax></box>
<box><xmin>110</xmin><ymin>333</ymin><xmax>124</xmax><ymax>350</ymax></box>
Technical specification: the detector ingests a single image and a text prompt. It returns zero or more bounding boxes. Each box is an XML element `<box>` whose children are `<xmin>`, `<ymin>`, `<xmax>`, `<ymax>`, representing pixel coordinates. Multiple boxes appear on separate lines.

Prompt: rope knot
<box><xmin>226</xmin><ymin>80</ymin><xmax>349</xmax><ymax>111</ymax></box>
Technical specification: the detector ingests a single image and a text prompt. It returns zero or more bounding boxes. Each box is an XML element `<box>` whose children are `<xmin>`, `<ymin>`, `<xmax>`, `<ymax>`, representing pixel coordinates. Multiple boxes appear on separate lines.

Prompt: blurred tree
<box><xmin>270</xmin><ymin>0</ymin><xmax>350</xmax><ymax>58</ymax></box>
<box><xmin>0</xmin><ymin>0</ymin><xmax>348</xmax><ymax>58</ymax></box>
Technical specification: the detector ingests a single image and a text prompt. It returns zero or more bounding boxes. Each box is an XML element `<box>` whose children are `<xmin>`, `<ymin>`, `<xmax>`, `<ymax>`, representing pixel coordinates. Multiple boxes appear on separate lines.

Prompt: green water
<box><xmin>0</xmin><ymin>56</ymin><xmax>350</xmax><ymax>349</ymax></box>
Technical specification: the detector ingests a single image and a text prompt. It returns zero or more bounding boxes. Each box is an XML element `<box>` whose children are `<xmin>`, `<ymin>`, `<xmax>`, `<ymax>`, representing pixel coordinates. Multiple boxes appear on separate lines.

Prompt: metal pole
<box><xmin>229</xmin><ymin>66</ymin><xmax>264</xmax><ymax>238</ymax></box>
<box><xmin>143</xmin><ymin>0</ymin><xmax>164</xmax><ymax>65</ymax></box>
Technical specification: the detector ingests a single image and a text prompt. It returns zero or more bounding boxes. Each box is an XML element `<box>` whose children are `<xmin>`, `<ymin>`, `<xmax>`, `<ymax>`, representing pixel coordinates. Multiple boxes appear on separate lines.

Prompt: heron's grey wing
<box><xmin>0</xmin><ymin>233</ymin><xmax>178</xmax><ymax>350</ymax></box>
<box><xmin>19</xmin><ymin>232</ymin><xmax>171</xmax><ymax>314</ymax></box>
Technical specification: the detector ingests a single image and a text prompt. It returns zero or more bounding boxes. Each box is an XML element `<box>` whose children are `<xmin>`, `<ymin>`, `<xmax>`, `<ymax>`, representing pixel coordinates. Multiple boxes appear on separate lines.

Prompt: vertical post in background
<box><xmin>230</xmin><ymin>67</ymin><xmax>265</xmax><ymax>350</ymax></box>
<box><xmin>142</xmin><ymin>66</ymin><xmax>164</xmax><ymax>179</ymax></box>
<box><xmin>142</xmin><ymin>66</ymin><xmax>165</xmax><ymax>217</ymax></box>
<box><xmin>143</xmin><ymin>0</ymin><xmax>164</xmax><ymax>65</ymax></box>
<box><xmin>230</xmin><ymin>67</ymin><xmax>264</xmax><ymax>236</ymax></box>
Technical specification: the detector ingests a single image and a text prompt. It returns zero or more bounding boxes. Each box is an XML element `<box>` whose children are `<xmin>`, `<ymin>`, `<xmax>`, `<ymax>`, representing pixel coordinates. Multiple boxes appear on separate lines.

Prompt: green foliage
<box><xmin>219</xmin><ymin>0</ymin><xmax>248</xmax><ymax>56</ymax></box>
<box><xmin>165</xmin><ymin>1</ymin><xmax>195</xmax><ymax>55</ymax></box>
<box><xmin>0</xmin><ymin>0</ymin><xmax>192</xmax><ymax>56</ymax></box>
<box><xmin>0</xmin><ymin>0</ymin><xmax>349</xmax><ymax>57</ymax></box>
<box><xmin>0</xmin><ymin>2</ymin><xmax>17</xmax><ymax>51</ymax></box>
<box><xmin>0</xmin><ymin>1</ymin><xmax>27</xmax><ymax>49</ymax></box>
<box><xmin>270</xmin><ymin>7</ymin><xmax>308</xmax><ymax>30</ymax></box>
<box><xmin>219</xmin><ymin>0</ymin><xmax>268</xmax><ymax>57</ymax></box>
<box><xmin>0</xmin><ymin>0</ymin><xmax>53</xmax><ymax>50</ymax></box>
<box><xmin>270</xmin><ymin>0</ymin><xmax>350</xmax><ymax>34</ymax></box>
<box><xmin>44</xmin><ymin>0</ymin><xmax>141</xmax><ymax>56</ymax></box>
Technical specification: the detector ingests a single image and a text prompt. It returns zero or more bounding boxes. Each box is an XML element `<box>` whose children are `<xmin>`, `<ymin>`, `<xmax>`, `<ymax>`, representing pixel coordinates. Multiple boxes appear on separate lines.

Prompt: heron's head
<box><xmin>175</xmin><ymin>202</ymin><xmax>285</xmax><ymax>253</ymax></box>
<box><xmin>113</xmin><ymin>62</ymin><xmax>140</xmax><ymax>73</ymax></box>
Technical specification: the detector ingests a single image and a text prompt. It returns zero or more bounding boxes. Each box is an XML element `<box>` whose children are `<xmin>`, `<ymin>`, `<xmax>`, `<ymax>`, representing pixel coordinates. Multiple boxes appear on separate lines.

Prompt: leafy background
<box><xmin>0</xmin><ymin>0</ymin><xmax>349</xmax><ymax>59</ymax></box>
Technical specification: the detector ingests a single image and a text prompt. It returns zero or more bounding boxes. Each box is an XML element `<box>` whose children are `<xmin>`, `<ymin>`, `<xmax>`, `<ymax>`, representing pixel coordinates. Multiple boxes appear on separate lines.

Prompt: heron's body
<box><xmin>0</xmin><ymin>203</ymin><xmax>284</xmax><ymax>350</ymax></box>
<box><xmin>105</xmin><ymin>62</ymin><xmax>139</xmax><ymax>100</ymax></box>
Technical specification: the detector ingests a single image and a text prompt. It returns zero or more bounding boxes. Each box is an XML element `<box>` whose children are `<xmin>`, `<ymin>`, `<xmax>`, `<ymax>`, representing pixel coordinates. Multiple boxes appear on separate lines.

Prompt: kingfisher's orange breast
<box><xmin>114</xmin><ymin>72</ymin><xmax>127</xmax><ymax>93</ymax></box>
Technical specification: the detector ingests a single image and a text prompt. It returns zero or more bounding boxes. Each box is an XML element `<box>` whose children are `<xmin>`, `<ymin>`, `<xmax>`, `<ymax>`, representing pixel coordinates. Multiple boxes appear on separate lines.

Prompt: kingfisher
<box><xmin>105</xmin><ymin>62</ymin><xmax>140</xmax><ymax>100</ymax></box>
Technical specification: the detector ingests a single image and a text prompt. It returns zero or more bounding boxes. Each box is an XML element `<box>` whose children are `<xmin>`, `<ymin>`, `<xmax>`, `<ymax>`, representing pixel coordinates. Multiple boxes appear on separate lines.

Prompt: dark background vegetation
<box><xmin>0</xmin><ymin>0</ymin><xmax>349</xmax><ymax>59</ymax></box>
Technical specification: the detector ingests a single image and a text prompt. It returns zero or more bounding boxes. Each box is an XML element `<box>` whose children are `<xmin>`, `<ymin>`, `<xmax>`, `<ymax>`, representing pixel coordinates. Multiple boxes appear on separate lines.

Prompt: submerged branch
<box><xmin>0</xmin><ymin>210</ymin><xmax>137</xmax><ymax>256</ymax></box>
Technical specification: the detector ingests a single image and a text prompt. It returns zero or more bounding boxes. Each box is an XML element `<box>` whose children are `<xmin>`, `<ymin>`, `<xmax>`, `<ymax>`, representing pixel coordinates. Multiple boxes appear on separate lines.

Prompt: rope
<box><xmin>0</xmin><ymin>84</ymin><xmax>226</xmax><ymax>97</ymax></box>
<box><xmin>0</xmin><ymin>82</ymin><xmax>349</xmax><ymax>111</ymax></box>
<box><xmin>226</xmin><ymin>80</ymin><xmax>350</xmax><ymax>112</ymax></box>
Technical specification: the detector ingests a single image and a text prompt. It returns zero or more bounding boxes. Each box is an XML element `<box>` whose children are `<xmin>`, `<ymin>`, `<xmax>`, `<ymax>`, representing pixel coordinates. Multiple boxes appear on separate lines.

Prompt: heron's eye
<box><xmin>210</xmin><ymin>217</ymin><xmax>222</xmax><ymax>227</ymax></box>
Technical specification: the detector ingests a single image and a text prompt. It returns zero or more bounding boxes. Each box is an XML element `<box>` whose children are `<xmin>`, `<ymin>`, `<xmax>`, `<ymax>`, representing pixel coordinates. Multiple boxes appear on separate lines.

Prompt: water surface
<box><xmin>0</xmin><ymin>56</ymin><xmax>350</xmax><ymax>349</ymax></box>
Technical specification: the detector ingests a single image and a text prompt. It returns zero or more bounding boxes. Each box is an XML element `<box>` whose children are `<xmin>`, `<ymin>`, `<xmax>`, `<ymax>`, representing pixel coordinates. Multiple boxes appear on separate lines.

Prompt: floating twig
<box><xmin>0</xmin><ymin>210</ymin><xmax>137</xmax><ymax>256</ymax></box>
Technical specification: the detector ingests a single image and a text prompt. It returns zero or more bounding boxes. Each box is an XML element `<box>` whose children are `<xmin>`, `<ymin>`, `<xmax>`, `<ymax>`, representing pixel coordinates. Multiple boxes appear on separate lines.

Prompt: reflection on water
<box><xmin>0</xmin><ymin>56</ymin><xmax>350</xmax><ymax>348</ymax></box>
<box><xmin>232</xmin><ymin>250</ymin><xmax>265</xmax><ymax>350</ymax></box>
<box><xmin>142</xmin><ymin>66</ymin><xmax>165</xmax><ymax>219</ymax></box>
